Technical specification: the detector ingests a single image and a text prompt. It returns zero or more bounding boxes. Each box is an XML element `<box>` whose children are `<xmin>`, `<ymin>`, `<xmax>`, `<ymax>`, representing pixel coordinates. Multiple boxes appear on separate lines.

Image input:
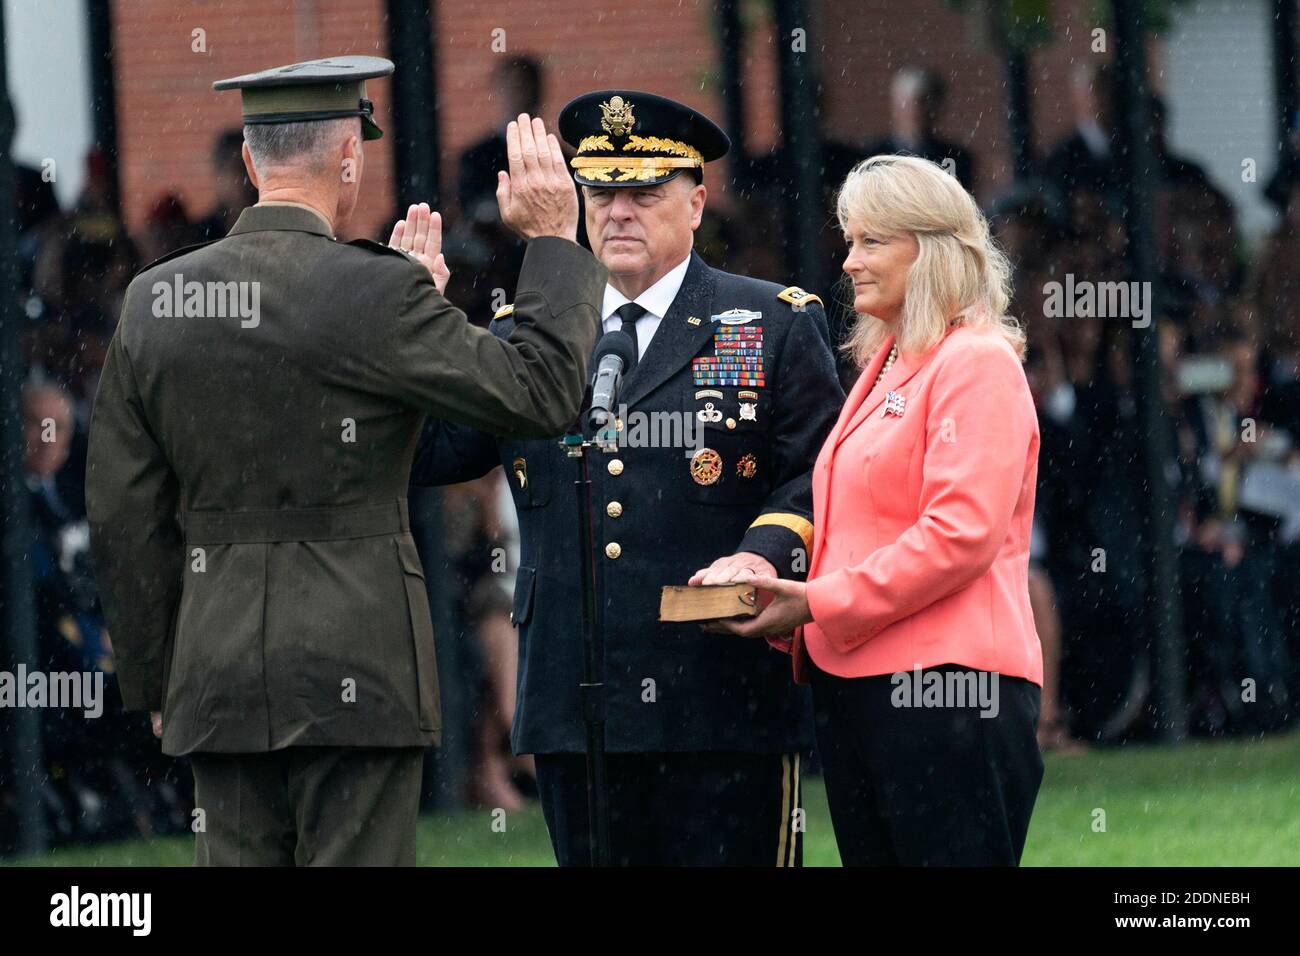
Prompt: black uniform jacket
<box><xmin>412</xmin><ymin>250</ymin><xmax>845</xmax><ymax>754</ymax></box>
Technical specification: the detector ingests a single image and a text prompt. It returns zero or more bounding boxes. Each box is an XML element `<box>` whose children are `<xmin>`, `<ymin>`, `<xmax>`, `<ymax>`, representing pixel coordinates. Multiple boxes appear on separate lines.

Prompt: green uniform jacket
<box><xmin>86</xmin><ymin>204</ymin><xmax>604</xmax><ymax>756</ymax></box>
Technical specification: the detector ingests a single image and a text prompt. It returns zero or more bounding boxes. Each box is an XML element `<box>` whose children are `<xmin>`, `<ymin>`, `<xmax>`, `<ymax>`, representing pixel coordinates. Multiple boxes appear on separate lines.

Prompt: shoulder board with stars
<box><xmin>777</xmin><ymin>286</ymin><xmax>823</xmax><ymax>310</ymax></box>
<box><xmin>494</xmin><ymin>303</ymin><xmax>515</xmax><ymax>320</ymax></box>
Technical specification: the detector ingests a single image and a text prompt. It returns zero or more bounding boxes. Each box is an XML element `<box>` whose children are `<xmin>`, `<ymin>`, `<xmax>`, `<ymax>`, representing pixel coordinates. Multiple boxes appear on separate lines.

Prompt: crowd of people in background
<box><xmin>5</xmin><ymin>57</ymin><xmax>1299</xmax><ymax>852</ymax></box>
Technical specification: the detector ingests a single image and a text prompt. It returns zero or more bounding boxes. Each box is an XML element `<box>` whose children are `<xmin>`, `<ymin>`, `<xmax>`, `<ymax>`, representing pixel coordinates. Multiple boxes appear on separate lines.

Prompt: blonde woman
<box><xmin>706</xmin><ymin>156</ymin><xmax>1044</xmax><ymax>865</ymax></box>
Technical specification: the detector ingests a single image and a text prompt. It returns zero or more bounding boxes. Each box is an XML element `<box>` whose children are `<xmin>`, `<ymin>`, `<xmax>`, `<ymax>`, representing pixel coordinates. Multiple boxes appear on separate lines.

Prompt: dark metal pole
<box><xmin>386</xmin><ymin>0</ymin><xmax>441</xmax><ymax>209</ymax></box>
<box><xmin>716</xmin><ymin>0</ymin><xmax>747</xmax><ymax>187</ymax></box>
<box><xmin>1273</xmin><ymin>0</ymin><xmax>1297</xmax><ymax>154</ymax></box>
<box><xmin>1111</xmin><ymin>0</ymin><xmax>1187</xmax><ymax>743</ymax></box>
<box><xmin>1004</xmin><ymin>47</ymin><xmax>1033</xmax><ymax>180</ymax></box>
<box><xmin>85</xmin><ymin>0</ymin><xmax>120</xmax><ymax>214</ymax></box>
<box><xmin>774</xmin><ymin>0</ymin><xmax>824</xmax><ymax>289</ymax></box>
<box><xmin>386</xmin><ymin>0</ymin><xmax>455</xmax><ymax>809</ymax></box>
<box><xmin>0</xmin><ymin>0</ymin><xmax>48</xmax><ymax>856</ymax></box>
<box><xmin>567</xmin><ymin>435</ymin><xmax>609</xmax><ymax>866</ymax></box>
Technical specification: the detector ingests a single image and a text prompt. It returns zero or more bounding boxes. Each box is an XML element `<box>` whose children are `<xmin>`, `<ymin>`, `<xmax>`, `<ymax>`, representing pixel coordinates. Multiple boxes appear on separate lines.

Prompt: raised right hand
<box><xmin>496</xmin><ymin>113</ymin><xmax>579</xmax><ymax>242</ymax></box>
<box><xmin>388</xmin><ymin>202</ymin><xmax>451</xmax><ymax>293</ymax></box>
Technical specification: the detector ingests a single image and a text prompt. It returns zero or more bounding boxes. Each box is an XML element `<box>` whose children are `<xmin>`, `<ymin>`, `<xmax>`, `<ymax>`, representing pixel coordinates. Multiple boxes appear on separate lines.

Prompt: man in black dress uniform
<box><xmin>412</xmin><ymin>91</ymin><xmax>844</xmax><ymax>865</ymax></box>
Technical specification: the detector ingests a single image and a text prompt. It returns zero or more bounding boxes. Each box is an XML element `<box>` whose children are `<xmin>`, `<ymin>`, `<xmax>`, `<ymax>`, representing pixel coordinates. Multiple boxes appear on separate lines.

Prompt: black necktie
<box><xmin>614</xmin><ymin>302</ymin><xmax>650</xmax><ymax>361</ymax></box>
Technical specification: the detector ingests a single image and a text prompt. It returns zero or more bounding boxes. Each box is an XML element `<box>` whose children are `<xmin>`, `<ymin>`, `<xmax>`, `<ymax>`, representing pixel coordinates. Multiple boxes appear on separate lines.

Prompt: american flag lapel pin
<box><xmin>882</xmin><ymin>391</ymin><xmax>906</xmax><ymax>417</ymax></box>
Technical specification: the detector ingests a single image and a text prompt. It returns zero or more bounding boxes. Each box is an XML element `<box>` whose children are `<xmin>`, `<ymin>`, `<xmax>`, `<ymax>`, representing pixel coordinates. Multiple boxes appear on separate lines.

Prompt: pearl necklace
<box><xmin>872</xmin><ymin>344</ymin><xmax>899</xmax><ymax>391</ymax></box>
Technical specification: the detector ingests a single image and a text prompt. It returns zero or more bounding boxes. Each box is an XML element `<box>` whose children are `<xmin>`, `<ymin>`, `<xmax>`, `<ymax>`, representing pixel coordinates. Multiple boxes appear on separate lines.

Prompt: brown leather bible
<box><xmin>658</xmin><ymin>584</ymin><xmax>759</xmax><ymax>623</ymax></box>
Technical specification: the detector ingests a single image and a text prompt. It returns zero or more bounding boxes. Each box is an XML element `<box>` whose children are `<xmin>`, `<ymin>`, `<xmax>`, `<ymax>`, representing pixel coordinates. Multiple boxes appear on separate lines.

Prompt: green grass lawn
<box><xmin>9</xmin><ymin>731</ymin><xmax>1299</xmax><ymax>866</ymax></box>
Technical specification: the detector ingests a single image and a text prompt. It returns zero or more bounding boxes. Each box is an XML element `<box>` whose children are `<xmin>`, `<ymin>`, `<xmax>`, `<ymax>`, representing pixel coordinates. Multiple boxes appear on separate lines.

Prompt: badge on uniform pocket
<box><xmin>690</xmin><ymin>447</ymin><xmax>723</xmax><ymax>486</ymax></box>
<box><xmin>696</xmin><ymin>401</ymin><xmax>723</xmax><ymax>424</ymax></box>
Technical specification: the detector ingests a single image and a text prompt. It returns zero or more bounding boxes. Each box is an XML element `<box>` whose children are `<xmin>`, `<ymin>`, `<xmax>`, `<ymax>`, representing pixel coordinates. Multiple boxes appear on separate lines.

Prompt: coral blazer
<box><xmin>794</xmin><ymin>324</ymin><xmax>1043</xmax><ymax>687</ymax></box>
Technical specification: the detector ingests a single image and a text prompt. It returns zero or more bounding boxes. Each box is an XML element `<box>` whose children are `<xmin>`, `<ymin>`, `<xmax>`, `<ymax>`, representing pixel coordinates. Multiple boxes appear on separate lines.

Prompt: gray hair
<box><xmin>242</xmin><ymin>117</ymin><xmax>357</xmax><ymax>176</ymax></box>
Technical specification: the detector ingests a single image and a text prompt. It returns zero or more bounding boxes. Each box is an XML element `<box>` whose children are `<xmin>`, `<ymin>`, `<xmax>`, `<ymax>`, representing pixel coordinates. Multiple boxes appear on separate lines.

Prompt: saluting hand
<box><xmin>496</xmin><ymin>113</ymin><xmax>579</xmax><ymax>242</ymax></box>
<box><xmin>388</xmin><ymin>202</ymin><xmax>452</xmax><ymax>293</ymax></box>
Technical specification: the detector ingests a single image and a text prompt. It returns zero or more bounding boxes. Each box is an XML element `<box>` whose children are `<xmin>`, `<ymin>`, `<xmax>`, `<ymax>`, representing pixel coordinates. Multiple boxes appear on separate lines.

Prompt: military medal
<box><xmin>512</xmin><ymin>456</ymin><xmax>528</xmax><ymax>489</ymax></box>
<box><xmin>693</xmin><ymin>324</ymin><xmax>765</xmax><ymax>387</ymax></box>
<box><xmin>739</xmin><ymin>402</ymin><xmax>757</xmax><ymax>422</ymax></box>
<box><xmin>736</xmin><ymin>453</ymin><xmax>758</xmax><ymax>479</ymax></box>
<box><xmin>883</xmin><ymin>391</ymin><xmax>906</xmax><ymax>417</ymax></box>
<box><xmin>690</xmin><ymin>447</ymin><xmax>723</xmax><ymax>485</ymax></box>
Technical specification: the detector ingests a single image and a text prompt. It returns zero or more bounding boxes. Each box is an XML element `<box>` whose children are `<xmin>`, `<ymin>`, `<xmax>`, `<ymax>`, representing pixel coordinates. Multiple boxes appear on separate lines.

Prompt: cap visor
<box><xmin>362</xmin><ymin>115</ymin><xmax>383</xmax><ymax>140</ymax></box>
<box><xmin>573</xmin><ymin>169</ymin><xmax>685</xmax><ymax>189</ymax></box>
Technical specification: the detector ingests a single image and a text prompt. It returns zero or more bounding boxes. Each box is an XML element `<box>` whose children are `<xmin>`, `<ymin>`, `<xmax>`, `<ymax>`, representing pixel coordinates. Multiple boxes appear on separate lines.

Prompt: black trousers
<box><xmin>811</xmin><ymin>663</ymin><xmax>1043</xmax><ymax>866</ymax></box>
<box><xmin>189</xmin><ymin>746</ymin><xmax>425</xmax><ymax>866</ymax></box>
<box><xmin>534</xmin><ymin>751</ymin><xmax>803</xmax><ymax>866</ymax></box>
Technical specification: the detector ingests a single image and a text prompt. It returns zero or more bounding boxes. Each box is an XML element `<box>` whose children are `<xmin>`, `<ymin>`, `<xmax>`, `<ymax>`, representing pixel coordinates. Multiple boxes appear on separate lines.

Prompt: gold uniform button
<box><xmin>605</xmin><ymin>542</ymin><xmax>622</xmax><ymax>559</ymax></box>
<box><xmin>607</xmin><ymin>458</ymin><xmax>624</xmax><ymax>476</ymax></box>
<box><xmin>606</xmin><ymin>501</ymin><xmax>623</xmax><ymax>518</ymax></box>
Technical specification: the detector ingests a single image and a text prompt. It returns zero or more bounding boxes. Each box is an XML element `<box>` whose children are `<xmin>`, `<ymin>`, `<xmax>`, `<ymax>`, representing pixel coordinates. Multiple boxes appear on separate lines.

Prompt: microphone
<box><xmin>586</xmin><ymin>329</ymin><xmax>637</xmax><ymax>436</ymax></box>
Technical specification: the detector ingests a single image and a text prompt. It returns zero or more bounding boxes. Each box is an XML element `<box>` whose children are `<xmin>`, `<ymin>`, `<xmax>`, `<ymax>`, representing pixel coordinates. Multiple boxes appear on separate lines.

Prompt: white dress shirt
<box><xmin>600</xmin><ymin>254</ymin><xmax>692</xmax><ymax>360</ymax></box>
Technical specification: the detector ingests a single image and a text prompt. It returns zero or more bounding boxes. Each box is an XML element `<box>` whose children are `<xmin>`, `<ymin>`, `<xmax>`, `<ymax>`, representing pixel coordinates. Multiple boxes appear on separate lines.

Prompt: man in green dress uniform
<box><xmin>85</xmin><ymin>56</ymin><xmax>605</xmax><ymax>865</ymax></box>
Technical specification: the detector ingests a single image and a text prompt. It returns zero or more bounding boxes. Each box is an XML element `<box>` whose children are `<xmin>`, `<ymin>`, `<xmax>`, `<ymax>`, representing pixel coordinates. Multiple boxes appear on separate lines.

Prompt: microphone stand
<box><xmin>561</xmin><ymin>405</ymin><xmax>621</xmax><ymax>867</ymax></box>
<box><xmin>561</xmin><ymin>332</ymin><xmax>634</xmax><ymax>868</ymax></box>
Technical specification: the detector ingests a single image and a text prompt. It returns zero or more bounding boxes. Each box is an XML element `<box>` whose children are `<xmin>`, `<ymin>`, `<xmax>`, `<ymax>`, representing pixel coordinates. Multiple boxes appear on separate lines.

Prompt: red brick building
<box><xmin>110</xmin><ymin>0</ymin><xmax>1169</xmax><ymax>241</ymax></box>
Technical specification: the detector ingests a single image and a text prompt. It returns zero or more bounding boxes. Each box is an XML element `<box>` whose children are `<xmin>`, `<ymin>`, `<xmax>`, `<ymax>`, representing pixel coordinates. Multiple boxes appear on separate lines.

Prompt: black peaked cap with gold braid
<box><xmin>558</xmin><ymin>90</ymin><xmax>730</xmax><ymax>188</ymax></box>
<box><xmin>214</xmin><ymin>55</ymin><xmax>394</xmax><ymax>141</ymax></box>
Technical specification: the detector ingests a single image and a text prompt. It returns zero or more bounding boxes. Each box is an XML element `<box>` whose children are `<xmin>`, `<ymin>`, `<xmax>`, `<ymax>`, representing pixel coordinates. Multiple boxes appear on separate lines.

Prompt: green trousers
<box><xmin>190</xmin><ymin>746</ymin><xmax>425</xmax><ymax>866</ymax></box>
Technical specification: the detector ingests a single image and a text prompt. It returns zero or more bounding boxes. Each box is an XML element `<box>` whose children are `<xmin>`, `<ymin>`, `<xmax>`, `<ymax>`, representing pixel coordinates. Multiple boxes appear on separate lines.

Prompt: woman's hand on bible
<box><xmin>702</xmin><ymin>573</ymin><xmax>811</xmax><ymax>639</ymax></box>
